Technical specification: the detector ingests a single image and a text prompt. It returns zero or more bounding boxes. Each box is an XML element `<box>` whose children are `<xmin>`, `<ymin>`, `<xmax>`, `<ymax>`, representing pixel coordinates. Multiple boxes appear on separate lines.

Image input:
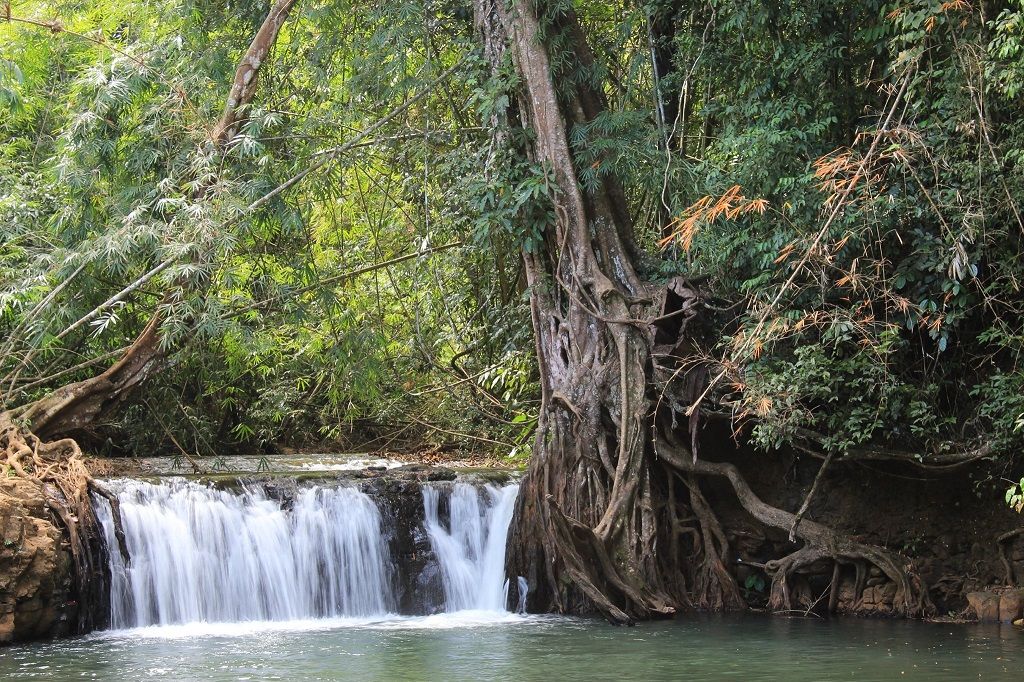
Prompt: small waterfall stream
<box><xmin>94</xmin><ymin>477</ymin><xmax>520</xmax><ymax>629</ymax></box>
<box><xmin>423</xmin><ymin>483</ymin><xmax>520</xmax><ymax>612</ymax></box>
<box><xmin>95</xmin><ymin>480</ymin><xmax>393</xmax><ymax>627</ymax></box>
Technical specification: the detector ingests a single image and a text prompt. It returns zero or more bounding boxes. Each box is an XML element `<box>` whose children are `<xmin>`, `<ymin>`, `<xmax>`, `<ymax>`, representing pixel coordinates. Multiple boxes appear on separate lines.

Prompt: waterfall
<box><xmin>423</xmin><ymin>483</ymin><xmax>520</xmax><ymax>612</ymax></box>
<box><xmin>93</xmin><ymin>477</ymin><xmax>522</xmax><ymax>629</ymax></box>
<box><xmin>95</xmin><ymin>479</ymin><xmax>393</xmax><ymax>628</ymax></box>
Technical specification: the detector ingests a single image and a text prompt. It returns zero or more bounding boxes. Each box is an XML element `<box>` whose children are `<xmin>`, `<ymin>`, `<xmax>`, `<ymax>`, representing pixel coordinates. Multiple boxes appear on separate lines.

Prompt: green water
<box><xmin>1</xmin><ymin>613</ymin><xmax>1018</xmax><ymax>681</ymax></box>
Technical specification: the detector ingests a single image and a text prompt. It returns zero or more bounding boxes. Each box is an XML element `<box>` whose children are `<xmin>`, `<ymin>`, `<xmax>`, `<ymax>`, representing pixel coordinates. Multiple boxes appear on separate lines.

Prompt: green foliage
<box><xmin>0</xmin><ymin>0</ymin><xmax>536</xmax><ymax>456</ymax></box>
<box><xmin>987</xmin><ymin>5</ymin><xmax>1024</xmax><ymax>98</ymax></box>
<box><xmin>517</xmin><ymin>0</ymin><xmax>1024</xmax><ymax>486</ymax></box>
<box><xmin>743</xmin><ymin>572</ymin><xmax>766</xmax><ymax>594</ymax></box>
<box><xmin>1007</xmin><ymin>478</ymin><xmax>1024</xmax><ymax>514</ymax></box>
<box><xmin>638</xmin><ymin>0</ymin><xmax>1024</xmax><ymax>466</ymax></box>
<box><xmin>2</xmin><ymin>0</ymin><xmax>1022</xmax><ymax>491</ymax></box>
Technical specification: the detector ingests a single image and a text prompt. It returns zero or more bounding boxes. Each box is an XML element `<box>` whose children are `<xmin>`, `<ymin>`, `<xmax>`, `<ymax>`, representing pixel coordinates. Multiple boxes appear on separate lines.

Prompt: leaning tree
<box><xmin>0</xmin><ymin>0</ymin><xmax>298</xmax><ymax>629</ymax></box>
<box><xmin>473</xmin><ymin>0</ymin><xmax>929</xmax><ymax>623</ymax></box>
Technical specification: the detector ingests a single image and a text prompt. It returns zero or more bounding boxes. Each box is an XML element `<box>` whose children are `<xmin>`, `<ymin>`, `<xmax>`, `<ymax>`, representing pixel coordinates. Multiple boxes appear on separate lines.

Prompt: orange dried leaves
<box><xmin>659</xmin><ymin>185</ymin><xmax>768</xmax><ymax>252</ymax></box>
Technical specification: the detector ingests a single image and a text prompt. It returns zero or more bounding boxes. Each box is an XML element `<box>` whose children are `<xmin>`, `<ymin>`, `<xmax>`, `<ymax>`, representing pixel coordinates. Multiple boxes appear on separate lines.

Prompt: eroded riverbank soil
<box><xmin>699</xmin><ymin>437</ymin><xmax>1024</xmax><ymax>619</ymax></box>
<box><xmin>0</xmin><ymin>479</ymin><xmax>75</xmax><ymax>643</ymax></box>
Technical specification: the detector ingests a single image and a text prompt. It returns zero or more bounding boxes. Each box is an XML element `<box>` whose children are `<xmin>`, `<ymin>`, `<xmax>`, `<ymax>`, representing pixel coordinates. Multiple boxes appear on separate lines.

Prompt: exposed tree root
<box><xmin>656</xmin><ymin>438</ymin><xmax>933</xmax><ymax>618</ymax></box>
<box><xmin>544</xmin><ymin>495</ymin><xmax>644</xmax><ymax>624</ymax></box>
<box><xmin>997</xmin><ymin>528</ymin><xmax>1024</xmax><ymax>586</ymax></box>
<box><xmin>475</xmin><ymin>0</ymin><xmax>936</xmax><ymax>625</ymax></box>
<box><xmin>764</xmin><ymin>546</ymin><xmax>830</xmax><ymax>612</ymax></box>
<box><xmin>680</xmin><ymin>474</ymin><xmax>745</xmax><ymax>610</ymax></box>
<box><xmin>793</xmin><ymin>428</ymin><xmax>994</xmax><ymax>470</ymax></box>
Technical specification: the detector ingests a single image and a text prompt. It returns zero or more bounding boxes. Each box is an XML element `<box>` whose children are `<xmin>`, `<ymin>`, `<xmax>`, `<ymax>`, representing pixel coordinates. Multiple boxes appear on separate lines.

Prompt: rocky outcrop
<box><xmin>966</xmin><ymin>589</ymin><xmax>1024</xmax><ymax>623</ymax></box>
<box><xmin>364</xmin><ymin>476</ymin><xmax>446</xmax><ymax>615</ymax></box>
<box><xmin>0</xmin><ymin>479</ymin><xmax>75</xmax><ymax>644</ymax></box>
<box><xmin>703</xmin><ymin>442</ymin><xmax>1024</xmax><ymax>619</ymax></box>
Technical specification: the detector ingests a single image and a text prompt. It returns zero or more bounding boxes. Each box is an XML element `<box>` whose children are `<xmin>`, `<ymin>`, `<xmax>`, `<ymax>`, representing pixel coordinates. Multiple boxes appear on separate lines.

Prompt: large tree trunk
<box><xmin>475</xmin><ymin>0</ymin><xmax>707</xmax><ymax>622</ymax></box>
<box><xmin>476</xmin><ymin>0</ymin><xmax>929</xmax><ymax>623</ymax></box>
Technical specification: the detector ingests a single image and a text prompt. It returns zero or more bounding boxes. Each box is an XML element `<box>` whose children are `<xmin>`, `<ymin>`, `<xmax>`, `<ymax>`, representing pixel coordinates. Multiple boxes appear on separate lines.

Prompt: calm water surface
<box><xmin>1</xmin><ymin>612</ymin><xmax>1019</xmax><ymax>681</ymax></box>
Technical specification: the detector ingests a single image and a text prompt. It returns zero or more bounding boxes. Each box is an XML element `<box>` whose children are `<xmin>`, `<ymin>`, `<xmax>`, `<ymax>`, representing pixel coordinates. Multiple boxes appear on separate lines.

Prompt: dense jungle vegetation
<box><xmin>2</xmin><ymin>0</ymin><xmax>1024</xmax><ymax>620</ymax></box>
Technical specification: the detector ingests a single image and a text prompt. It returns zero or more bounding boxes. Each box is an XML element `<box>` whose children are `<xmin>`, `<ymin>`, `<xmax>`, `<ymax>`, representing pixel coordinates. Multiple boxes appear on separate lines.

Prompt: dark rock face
<box><xmin>699</xmin><ymin>436</ymin><xmax>1024</xmax><ymax>618</ymax></box>
<box><xmin>0</xmin><ymin>479</ymin><xmax>76</xmax><ymax>644</ymax></box>
<box><xmin>360</xmin><ymin>476</ymin><xmax>446</xmax><ymax>615</ymax></box>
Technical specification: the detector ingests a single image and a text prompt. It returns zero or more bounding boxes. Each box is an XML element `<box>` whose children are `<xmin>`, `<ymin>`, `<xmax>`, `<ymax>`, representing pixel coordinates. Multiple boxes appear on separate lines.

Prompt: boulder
<box><xmin>879</xmin><ymin>581</ymin><xmax>897</xmax><ymax>605</ymax></box>
<box><xmin>999</xmin><ymin>590</ymin><xmax>1024</xmax><ymax>624</ymax></box>
<box><xmin>966</xmin><ymin>591</ymin><xmax>1001</xmax><ymax>622</ymax></box>
<box><xmin>835</xmin><ymin>579</ymin><xmax>857</xmax><ymax>609</ymax></box>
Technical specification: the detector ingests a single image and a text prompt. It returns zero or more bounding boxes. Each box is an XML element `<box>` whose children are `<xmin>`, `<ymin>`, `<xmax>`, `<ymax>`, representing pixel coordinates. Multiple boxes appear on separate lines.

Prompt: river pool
<box><xmin>1</xmin><ymin>612</ymin><xmax>1018</xmax><ymax>681</ymax></box>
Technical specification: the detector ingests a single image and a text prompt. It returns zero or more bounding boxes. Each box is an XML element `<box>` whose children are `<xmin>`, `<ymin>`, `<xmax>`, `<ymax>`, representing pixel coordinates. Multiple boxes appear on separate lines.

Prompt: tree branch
<box><xmin>790</xmin><ymin>451</ymin><xmax>833</xmax><ymax>542</ymax></box>
<box><xmin>793</xmin><ymin>428</ymin><xmax>995</xmax><ymax>469</ymax></box>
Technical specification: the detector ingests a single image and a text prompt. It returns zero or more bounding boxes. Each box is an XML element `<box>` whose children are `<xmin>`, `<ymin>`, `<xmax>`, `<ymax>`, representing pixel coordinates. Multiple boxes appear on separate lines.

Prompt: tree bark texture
<box><xmin>475</xmin><ymin>0</ymin><xmax>929</xmax><ymax>623</ymax></box>
<box><xmin>476</xmin><ymin>0</ymin><xmax>703</xmax><ymax>622</ymax></box>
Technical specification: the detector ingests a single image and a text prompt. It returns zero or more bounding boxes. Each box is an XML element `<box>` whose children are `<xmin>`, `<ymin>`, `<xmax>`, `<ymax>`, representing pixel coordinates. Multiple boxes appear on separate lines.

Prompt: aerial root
<box><xmin>545</xmin><ymin>494</ymin><xmax>678</xmax><ymax>624</ymax></box>
<box><xmin>656</xmin><ymin>437</ymin><xmax>933</xmax><ymax>618</ymax></box>
<box><xmin>765</xmin><ymin>544</ymin><xmax>930</xmax><ymax>617</ymax></box>
<box><xmin>679</xmin><ymin>474</ymin><xmax>744</xmax><ymax>610</ymax></box>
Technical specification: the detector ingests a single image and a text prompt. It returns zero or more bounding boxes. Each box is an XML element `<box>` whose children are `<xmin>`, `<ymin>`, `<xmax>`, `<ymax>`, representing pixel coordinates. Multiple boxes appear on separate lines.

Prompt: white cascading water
<box><xmin>423</xmin><ymin>483</ymin><xmax>520</xmax><ymax>612</ymax></box>
<box><xmin>94</xmin><ymin>479</ymin><xmax>393</xmax><ymax>628</ymax></box>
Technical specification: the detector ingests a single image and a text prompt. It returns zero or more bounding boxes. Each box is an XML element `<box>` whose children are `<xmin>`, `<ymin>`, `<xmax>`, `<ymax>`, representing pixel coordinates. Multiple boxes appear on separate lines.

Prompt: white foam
<box><xmin>92</xmin><ymin>611</ymin><xmax>538</xmax><ymax>641</ymax></box>
<box><xmin>94</xmin><ymin>479</ymin><xmax>393</xmax><ymax>627</ymax></box>
<box><xmin>92</xmin><ymin>477</ymin><xmax>526</xmax><ymax>638</ymax></box>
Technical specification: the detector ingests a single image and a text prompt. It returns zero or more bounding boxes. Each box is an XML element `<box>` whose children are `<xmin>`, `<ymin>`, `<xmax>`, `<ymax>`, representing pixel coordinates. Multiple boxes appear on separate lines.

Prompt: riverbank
<box><xmin>0</xmin><ymin>479</ymin><xmax>75</xmax><ymax>644</ymax></box>
<box><xmin>3</xmin><ymin>448</ymin><xmax>1024</xmax><ymax>645</ymax></box>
